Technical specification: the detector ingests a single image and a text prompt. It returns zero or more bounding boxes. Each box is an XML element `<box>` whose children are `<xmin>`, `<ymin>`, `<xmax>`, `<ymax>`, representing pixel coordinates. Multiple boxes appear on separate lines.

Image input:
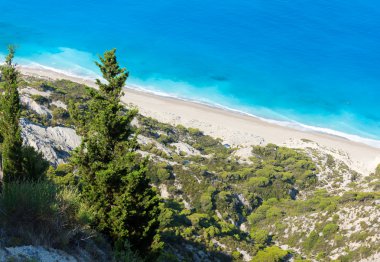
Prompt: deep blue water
<box><xmin>1</xmin><ymin>0</ymin><xmax>380</xmax><ymax>143</ymax></box>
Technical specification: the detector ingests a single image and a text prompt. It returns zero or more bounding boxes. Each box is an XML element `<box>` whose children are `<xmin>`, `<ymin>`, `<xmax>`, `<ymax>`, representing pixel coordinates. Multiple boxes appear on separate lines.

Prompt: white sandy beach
<box><xmin>20</xmin><ymin>66</ymin><xmax>380</xmax><ymax>176</ymax></box>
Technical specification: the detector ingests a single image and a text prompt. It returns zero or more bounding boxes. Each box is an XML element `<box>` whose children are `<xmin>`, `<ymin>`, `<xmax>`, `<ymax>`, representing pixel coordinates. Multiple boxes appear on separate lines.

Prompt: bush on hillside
<box><xmin>376</xmin><ymin>164</ymin><xmax>380</xmax><ymax>176</ymax></box>
<box><xmin>21</xmin><ymin>146</ymin><xmax>50</xmax><ymax>180</ymax></box>
<box><xmin>250</xmin><ymin>246</ymin><xmax>289</xmax><ymax>262</ymax></box>
<box><xmin>0</xmin><ymin>180</ymin><xmax>110</xmax><ymax>260</ymax></box>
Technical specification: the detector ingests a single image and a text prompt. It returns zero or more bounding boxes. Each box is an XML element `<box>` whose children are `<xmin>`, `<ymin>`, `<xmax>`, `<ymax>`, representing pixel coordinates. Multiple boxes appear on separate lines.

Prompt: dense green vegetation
<box><xmin>0</xmin><ymin>46</ymin><xmax>23</xmax><ymax>181</ymax></box>
<box><xmin>0</xmin><ymin>47</ymin><xmax>379</xmax><ymax>261</ymax></box>
<box><xmin>0</xmin><ymin>48</ymin><xmax>157</xmax><ymax>261</ymax></box>
<box><xmin>0</xmin><ymin>181</ymin><xmax>109</xmax><ymax>258</ymax></box>
<box><xmin>69</xmin><ymin>49</ymin><xmax>161</xmax><ymax>256</ymax></box>
<box><xmin>0</xmin><ymin>47</ymin><xmax>49</xmax><ymax>182</ymax></box>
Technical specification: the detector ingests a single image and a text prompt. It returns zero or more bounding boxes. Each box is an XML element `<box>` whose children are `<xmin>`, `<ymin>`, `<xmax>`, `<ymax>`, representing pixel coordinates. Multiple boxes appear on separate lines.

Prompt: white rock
<box><xmin>237</xmin><ymin>248</ymin><xmax>252</xmax><ymax>262</ymax></box>
<box><xmin>20</xmin><ymin>87</ymin><xmax>51</xmax><ymax>97</ymax></box>
<box><xmin>21</xmin><ymin>95</ymin><xmax>52</xmax><ymax>116</ymax></box>
<box><xmin>159</xmin><ymin>184</ymin><xmax>170</xmax><ymax>199</ymax></box>
<box><xmin>0</xmin><ymin>246</ymin><xmax>77</xmax><ymax>262</ymax></box>
<box><xmin>171</xmin><ymin>142</ymin><xmax>200</xmax><ymax>156</ymax></box>
<box><xmin>51</xmin><ymin>100</ymin><xmax>68</xmax><ymax>110</ymax></box>
<box><xmin>21</xmin><ymin>118</ymin><xmax>81</xmax><ymax>165</ymax></box>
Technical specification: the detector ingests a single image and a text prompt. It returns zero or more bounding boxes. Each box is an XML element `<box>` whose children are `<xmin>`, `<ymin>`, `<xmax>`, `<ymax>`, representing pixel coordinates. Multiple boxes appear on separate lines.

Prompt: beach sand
<box><xmin>20</xmin><ymin>66</ymin><xmax>380</xmax><ymax>176</ymax></box>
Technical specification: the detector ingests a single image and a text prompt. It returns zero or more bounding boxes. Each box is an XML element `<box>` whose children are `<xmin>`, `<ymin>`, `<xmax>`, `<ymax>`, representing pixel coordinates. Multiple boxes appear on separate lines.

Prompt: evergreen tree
<box><xmin>0</xmin><ymin>46</ymin><xmax>23</xmax><ymax>182</ymax></box>
<box><xmin>70</xmin><ymin>49</ymin><xmax>160</xmax><ymax>254</ymax></box>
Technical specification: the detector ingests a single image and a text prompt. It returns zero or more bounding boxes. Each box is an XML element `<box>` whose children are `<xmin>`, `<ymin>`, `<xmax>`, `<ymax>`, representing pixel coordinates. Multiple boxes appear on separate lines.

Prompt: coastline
<box><xmin>19</xmin><ymin>65</ymin><xmax>380</xmax><ymax>175</ymax></box>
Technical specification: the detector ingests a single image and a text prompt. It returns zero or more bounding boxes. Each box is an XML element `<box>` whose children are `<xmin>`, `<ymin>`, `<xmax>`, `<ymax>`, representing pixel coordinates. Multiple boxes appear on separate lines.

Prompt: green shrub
<box><xmin>200</xmin><ymin>192</ymin><xmax>214</xmax><ymax>213</ymax></box>
<box><xmin>0</xmin><ymin>180</ymin><xmax>57</xmax><ymax>227</ymax></box>
<box><xmin>0</xmin><ymin>181</ymin><xmax>104</xmax><ymax>256</ymax></box>
<box><xmin>322</xmin><ymin>223</ymin><xmax>339</xmax><ymax>238</ymax></box>
<box><xmin>303</xmin><ymin>230</ymin><xmax>319</xmax><ymax>251</ymax></box>
<box><xmin>249</xmin><ymin>176</ymin><xmax>270</xmax><ymax>187</ymax></box>
<box><xmin>356</xmin><ymin>192</ymin><xmax>375</xmax><ymax>201</ymax></box>
<box><xmin>250</xmin><ymin>229</ymin><xmax>270</xmax><ymax>247</ymax></box>
<box><xmin>21</xmin><ymin>146</ymin><xmax>50</xmax><ymax>180</ymax></box>
<box><xmin>326</xmin><ymin>154</ymin><xmax>335</xmax><ymax>168</ymax></box>
<box><xmin>52</xmin><ymin>107</ymin><xmax>71</xmax><ymax>126</ymax></box>
<box><xmin>31</xmin><ymin>94</ymin><xmax>50</xmax><ymax>105</ymax></box>
<box><xmin>187</xmin><ymin>213</ymin><xmax>211</xmax><ymax>228</ymax></box>
<box><xmin>266</xmin><ymin>206</ymin><xmax>283</xmax><ymax>220</ymax></box>
<box><xmin>157</xmin><ymin>167</ymin><xmax>171</xmax><ymax>181</ymax></box>
<box><xmin>47</xmin><ymin>164</ymin><xmax>77</xmax><ymax>187</ymax></box>
<box><xmin>251</xmin><ymin>246</ymin><xmax>288</xmax><ymax>262</ymax></box>
<box><xmin>231</xmin><ymin>250</ymin><xmax>242</xmax><ymax>260</ymax></box>
<box><xmin>114</xmin><ymin>239</ymin><xmax>143</xmax><ymax>262</ymax></box>
<box><xmin>376</xmin><ymin>164</ymin><xmax>380</xmax><ymax>176</ymax></box>
<box><xmin>248</xmin><ymin>204</ymin><xmax>271</xmax><ymax>224</ymax></box>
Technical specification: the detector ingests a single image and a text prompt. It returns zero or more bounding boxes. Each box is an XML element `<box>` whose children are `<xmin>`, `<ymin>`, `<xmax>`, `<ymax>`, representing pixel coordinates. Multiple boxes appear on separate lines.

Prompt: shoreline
<box><xmin>19</xmin><ymin>65</ymin><xmax>380</xmax><ymax>175</ymax></box>
<box><xmin>20</xmin><ymin>65</ymin><xmax>380</xmax><ymax>148</ymax></box>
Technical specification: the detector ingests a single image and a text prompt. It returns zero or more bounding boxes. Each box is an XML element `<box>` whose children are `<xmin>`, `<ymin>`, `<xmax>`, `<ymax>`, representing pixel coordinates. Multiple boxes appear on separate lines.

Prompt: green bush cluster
<box><xmin>251</xmin><ymin>246</ymin><xmax>288</xmax><ymax>262</ymax></box>
<box><xmin>30</xmin><ymin>94</ymin><xmax>50</xmax><ymax>105</ymax></box>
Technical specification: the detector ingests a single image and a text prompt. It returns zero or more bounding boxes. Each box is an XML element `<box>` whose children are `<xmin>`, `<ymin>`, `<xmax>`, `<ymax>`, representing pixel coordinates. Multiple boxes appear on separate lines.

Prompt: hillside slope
<box><xmin>14</xmin><ymin>74</ymin><xmax>380</xmax><ymax>261</ymax></box>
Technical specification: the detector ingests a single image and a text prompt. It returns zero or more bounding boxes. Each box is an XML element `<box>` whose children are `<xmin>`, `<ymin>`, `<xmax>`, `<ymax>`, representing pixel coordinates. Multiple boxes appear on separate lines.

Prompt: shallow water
<box><xmin>1</xmin><ymin>0</ymin><xmax>380</xmax><ymax>142</ymax></box>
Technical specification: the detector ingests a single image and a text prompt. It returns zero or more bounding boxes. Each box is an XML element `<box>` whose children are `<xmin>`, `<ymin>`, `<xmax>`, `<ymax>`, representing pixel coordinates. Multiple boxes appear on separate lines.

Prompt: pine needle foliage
<box><xmin>70</xmin><ymin>49</ymin><xmax>160</xmax><ymax>255</ymax></box>
<box><xmin>0</xmin><ymin>46</ymin><xmax>23</xmax><ymax>182</ymax></box>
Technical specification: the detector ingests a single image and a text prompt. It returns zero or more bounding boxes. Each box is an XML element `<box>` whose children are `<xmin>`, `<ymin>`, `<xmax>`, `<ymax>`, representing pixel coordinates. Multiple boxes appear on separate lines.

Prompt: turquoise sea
<box><xmin>1</xmin><ymin>0</ymin><xmax>380</xmax><ymax>145</ymax></box>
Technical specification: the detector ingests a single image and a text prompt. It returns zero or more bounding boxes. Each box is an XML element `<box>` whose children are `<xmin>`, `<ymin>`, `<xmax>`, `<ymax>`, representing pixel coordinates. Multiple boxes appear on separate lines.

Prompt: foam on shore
<box><xmin>18</xmin><ymin>62</ymin><xmax>380</xmax><ymax>149</ymax></box>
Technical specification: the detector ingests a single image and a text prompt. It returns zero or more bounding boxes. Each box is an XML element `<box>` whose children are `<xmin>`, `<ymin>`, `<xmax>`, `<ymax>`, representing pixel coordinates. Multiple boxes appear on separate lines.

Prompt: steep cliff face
<box><xmin>18</xmin><ymin>85</ymin><xmax>81</xmax><ymax>166</ymax></box>
<box><xmin>21</xmin><ymin>118</ymin><xmax>80</xmax><ymax>166</ymax></box>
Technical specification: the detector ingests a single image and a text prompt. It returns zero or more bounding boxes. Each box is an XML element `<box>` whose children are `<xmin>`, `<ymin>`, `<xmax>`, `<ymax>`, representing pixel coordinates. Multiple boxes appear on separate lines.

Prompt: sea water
<box><xmin>1</xmin><ymin>0</ymin><xmax>380</xmax><ymax>144</ymax></box>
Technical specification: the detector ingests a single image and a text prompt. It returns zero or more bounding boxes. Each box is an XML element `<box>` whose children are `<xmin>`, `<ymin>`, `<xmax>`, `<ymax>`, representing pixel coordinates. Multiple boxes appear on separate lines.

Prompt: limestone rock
<box><xmin>21</xmin><ymin>118</ymin><xmax>81</xmax><ymax>165</ymax></box>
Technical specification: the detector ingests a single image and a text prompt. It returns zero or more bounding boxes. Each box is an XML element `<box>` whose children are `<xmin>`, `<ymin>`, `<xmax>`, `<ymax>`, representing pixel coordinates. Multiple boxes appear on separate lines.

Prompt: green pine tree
<box><xmin>70</xmin><ymin>49</ymin><xmax>161</xmax><ymax>255</ymax></box>
<box><xmin>0</xmin><ymin>46</ymin><xmax>23</xmax><ymax>182</ymax></box>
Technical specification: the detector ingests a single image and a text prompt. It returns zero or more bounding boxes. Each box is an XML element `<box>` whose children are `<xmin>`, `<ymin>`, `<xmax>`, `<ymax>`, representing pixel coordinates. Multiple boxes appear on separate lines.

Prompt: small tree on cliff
<box><xmin>0</xmin><ymin>46</ymin><xmax>23</xmax><ymax>182</ymax></box>
<box><xmin>70</xmin><ymin>49</ymin><xmax>160</xmax><ymax>254</ymax></box>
